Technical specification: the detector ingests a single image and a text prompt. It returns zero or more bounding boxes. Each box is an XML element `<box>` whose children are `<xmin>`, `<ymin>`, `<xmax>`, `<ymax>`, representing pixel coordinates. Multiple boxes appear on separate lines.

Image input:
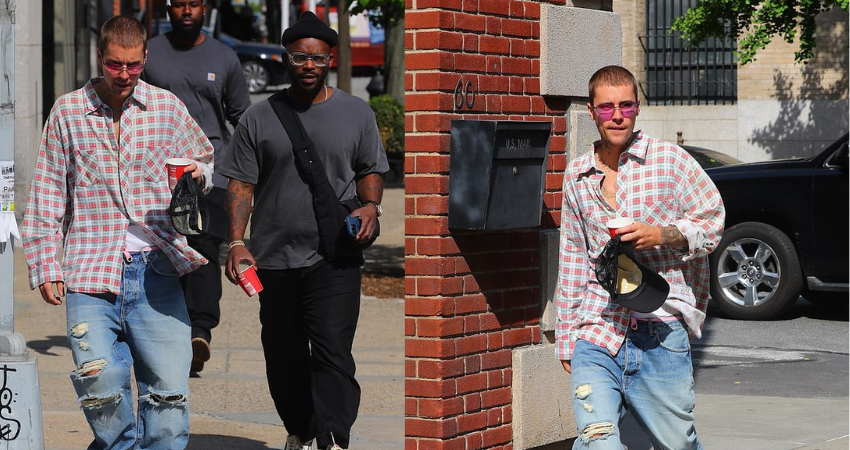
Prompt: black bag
<box><xmin>267</xmin><ymin>91</ymin><xmax>379</xmax><ymax>262</ymax></box>
<box><xmin>168</xmin><ymin>172</ymin><xmax>229</xmax><ymax>241</ymax></box>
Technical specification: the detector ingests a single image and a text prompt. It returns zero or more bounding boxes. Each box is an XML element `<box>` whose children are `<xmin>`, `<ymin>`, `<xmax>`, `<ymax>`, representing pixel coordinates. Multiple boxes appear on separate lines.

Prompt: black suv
<box><xmin>704</xmin><ymin>133</ymin><xmax>849</xmax><ymax>319</ymax></box>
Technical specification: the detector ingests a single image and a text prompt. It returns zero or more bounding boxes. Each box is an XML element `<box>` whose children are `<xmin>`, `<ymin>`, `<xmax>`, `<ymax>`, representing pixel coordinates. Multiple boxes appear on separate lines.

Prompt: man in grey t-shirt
<box><xmin>144</xmin><ymin>0</ymin><xmax>251</xmax><ymax>374</ymax></box>
<box><xmin>218</xmin><ymin>12</ymin><xmax>386</xmax><ymax>450</ymax></box>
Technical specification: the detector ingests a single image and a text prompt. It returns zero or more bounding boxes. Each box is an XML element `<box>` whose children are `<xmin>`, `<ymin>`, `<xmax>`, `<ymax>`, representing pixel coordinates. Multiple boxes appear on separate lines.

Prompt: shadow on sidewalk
<box><xmin>27</xmin><ymin>335</ymin><xmax>70</xmax><ymax>356</ymax></box>
<box><xmin>188</xmin><ymin>435</ymin><xmax>274</xmax><ymax>450</ymax></box>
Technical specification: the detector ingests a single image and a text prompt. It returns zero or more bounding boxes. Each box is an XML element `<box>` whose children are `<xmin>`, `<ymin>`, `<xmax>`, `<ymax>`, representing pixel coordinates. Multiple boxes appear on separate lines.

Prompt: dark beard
<box><xmin>292</xmin><ymin>70</ymin><xmax>328</xmax><ymax>97</ymax></box>
<box><xmin>171</xmin><ymin>17</ymin><xmax>203</xmax><ymax>42</ymax></box>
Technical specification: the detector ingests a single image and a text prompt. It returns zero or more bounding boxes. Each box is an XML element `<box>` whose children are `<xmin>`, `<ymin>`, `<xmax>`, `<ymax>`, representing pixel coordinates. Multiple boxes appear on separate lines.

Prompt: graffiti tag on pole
<box><xmin>0</xmin><ymin>365</ymin><xmax>19</xmax><ymax>441</ymax></box>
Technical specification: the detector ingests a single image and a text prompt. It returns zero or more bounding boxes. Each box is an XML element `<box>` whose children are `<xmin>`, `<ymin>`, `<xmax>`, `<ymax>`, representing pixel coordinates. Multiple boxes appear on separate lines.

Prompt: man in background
<box><xmin>145</xmin><ymin>0</ymin><xmax>251</xmax><ymax>374</ymax></box>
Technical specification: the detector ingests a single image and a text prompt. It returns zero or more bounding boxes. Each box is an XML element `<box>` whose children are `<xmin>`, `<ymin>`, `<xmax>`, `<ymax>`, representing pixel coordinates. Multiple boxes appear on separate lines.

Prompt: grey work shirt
<box><xmin>144</xmin><ymin>33</ymin><xmax>251</xmax><ymax>188</ymax></box>
<box><xmin>218</xmin><ymin>89</ymin><xmax>388</xmax><ymax>269</ymax></box>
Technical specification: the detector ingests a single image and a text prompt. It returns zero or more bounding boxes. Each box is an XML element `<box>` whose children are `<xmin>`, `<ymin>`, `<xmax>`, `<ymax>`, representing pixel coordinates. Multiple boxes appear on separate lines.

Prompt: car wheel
<box><xmin>242</xmin><ymin>61</ymin><xmax>269</xmax><ymax>94</ymax></box>
<box><xmin>709</xmin><ymin>222</ymin><xmax>803</xmax><ymax>320</ymax></box>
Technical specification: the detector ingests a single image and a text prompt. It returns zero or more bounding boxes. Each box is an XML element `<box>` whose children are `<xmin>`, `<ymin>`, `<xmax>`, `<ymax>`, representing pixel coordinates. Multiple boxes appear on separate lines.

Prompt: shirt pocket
<box><xmin>640</xmin><ymin>196</ymin><xmax>677</xmax><ymax>227</ymax></box>
<box><xmin>195</xmin><ymin>70</ymin><xmax>224</xmax><ymax>104</ymax></box>
<box><xmin>72</xmin><ymin>147</ymin><xmax>104</xmax><ymax>187</ymax></box>
<box><xmin>143</xmin><ymin>145</ymin><xmax>173</xmax><ymax>183</ymax></box>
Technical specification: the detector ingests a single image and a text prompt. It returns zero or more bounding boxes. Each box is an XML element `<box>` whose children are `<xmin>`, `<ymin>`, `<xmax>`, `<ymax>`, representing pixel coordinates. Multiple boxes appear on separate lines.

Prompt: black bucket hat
<box><xmin>595</xmin><ymin>236</ymin><xmax>669</xmax><ymax>313</ymax></box>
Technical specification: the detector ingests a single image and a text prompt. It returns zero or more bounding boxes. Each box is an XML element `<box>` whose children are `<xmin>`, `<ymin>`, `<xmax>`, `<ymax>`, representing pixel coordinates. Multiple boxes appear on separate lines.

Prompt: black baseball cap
<box><xmin>595</xmin><ymin>236</ymin><xmax>669</xmax><ymax>313</ymax></box>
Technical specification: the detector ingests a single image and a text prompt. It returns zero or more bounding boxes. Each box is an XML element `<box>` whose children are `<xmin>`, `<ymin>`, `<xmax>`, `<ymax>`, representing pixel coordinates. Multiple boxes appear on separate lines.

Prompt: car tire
<box><xmin>241</xmin><ymin>61</ymin><xmax>269</xmax><ymax>94</ymax></box>
<box><xmin>709</xmin><ymin>222</ymin><xmax>803</xmax><ymax>320</ymax></box>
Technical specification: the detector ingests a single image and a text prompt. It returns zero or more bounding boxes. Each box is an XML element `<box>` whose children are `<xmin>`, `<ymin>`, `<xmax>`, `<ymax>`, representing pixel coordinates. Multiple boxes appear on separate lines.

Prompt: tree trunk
<box><xmin>384</xmin><ymin>17</ymin><xmax>404</xmax><ymax>104</ymax></box>
<box><xmin>337</xmin><ymin>1</ymin><xmax>352</xmax><ymax>94</ymax></box>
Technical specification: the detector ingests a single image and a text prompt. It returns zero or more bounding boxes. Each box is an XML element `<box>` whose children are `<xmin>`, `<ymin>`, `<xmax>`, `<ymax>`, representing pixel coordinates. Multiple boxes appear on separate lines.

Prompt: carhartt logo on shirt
<box><xmin>207</xmin><ymin>73</ymin><xmax>216</xmax><ymax>81</ymax></box>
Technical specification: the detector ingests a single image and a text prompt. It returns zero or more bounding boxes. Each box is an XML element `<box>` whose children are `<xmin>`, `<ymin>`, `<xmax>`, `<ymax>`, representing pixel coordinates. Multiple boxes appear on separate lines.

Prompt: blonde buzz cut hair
<box><xmin>588</xmin><ymin>65</ymin><xmax>638</xmax><ymax>104</ymax></box>
<box><xmin>98</xmin><ymin>15</ymin><xmax>147</xmax><ymax>55</ymax></box>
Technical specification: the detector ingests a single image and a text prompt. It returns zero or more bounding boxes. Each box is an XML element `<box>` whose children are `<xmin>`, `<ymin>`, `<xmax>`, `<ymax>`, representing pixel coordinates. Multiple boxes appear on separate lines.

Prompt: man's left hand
<box><xmin>616</xmin><ymin>221</ymin><xmax>663</xmax><ymax>250</ymax></box>
<box><xmin>350</xmin><ymin>204</ymin><xmax>378</xmax><ymax>243</ymax></box>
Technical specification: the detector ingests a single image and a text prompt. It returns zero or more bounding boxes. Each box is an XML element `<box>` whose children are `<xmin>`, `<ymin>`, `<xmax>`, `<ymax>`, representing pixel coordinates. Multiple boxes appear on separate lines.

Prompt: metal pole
<box><xmin>281</xmin><ymin>0</ymin><xmax>289</xmax><ymax>33</ymax></box>
<box><xmin>0</xmin><ymin>1</ymin><xmax>45</xmax><ymax>448</ymax></box>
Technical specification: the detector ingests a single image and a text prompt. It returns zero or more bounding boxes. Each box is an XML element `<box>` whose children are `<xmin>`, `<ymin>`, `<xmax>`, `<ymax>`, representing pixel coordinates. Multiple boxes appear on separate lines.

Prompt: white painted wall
<box><xmin>638</xmin><ymin>100</ymin><xmax>849</xmax><ymax>163</ymax></box>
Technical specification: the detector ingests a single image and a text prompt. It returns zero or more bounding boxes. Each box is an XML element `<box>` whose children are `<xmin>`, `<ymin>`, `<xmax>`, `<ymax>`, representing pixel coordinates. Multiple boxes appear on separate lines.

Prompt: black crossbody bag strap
<box><xmin>268</xmin><ymin>91</ymin><xmax>345</xmax><ymax>259</ymax></box>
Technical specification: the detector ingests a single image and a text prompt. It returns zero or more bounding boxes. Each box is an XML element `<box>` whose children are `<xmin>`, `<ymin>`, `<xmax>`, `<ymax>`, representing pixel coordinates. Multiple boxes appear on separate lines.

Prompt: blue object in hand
<box><xmin>345</xmin><ymin>216</ymin><xmax>361</xmax><ymax>237</ymax></box>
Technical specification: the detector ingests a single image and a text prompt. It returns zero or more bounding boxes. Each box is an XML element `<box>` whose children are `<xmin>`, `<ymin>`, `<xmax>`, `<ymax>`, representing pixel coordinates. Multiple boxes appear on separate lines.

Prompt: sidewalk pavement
<box><xmin>620</xmin><ymin>394</ymin><xmax>849</xmax><ymax>450</ymax></box>
<box><xmin>12</xmin><ymin>187</ymin><xmax>404</xmax><ymax>449</ymax></box>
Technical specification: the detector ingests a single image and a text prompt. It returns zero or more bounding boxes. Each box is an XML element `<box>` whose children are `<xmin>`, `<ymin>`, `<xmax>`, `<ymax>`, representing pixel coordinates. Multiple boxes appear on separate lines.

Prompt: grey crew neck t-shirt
<box><xmin>144</xmin><ymin>34</ymin><xmax>251</xmax><ymax>188</ymax></box>
<box><xmin>218</xmin><ymin>89</ymin><xmax>388</xmax><ymax>270</ymax></box>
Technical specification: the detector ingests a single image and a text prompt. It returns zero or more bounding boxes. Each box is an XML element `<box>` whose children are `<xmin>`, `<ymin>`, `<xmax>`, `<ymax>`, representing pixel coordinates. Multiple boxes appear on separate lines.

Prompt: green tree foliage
<box><xmin>369</xmin><ymin>95</ymin><xmax>404</xmax><ymax>155</ymax></box>
<box><xmin>672</xmin><ymin>0</ymin><xmax>849</xmax><ymax>65</ymax></box>
<box><xmin>347</xmin><ymin>0</ymin><xmax>404</xmax><ymax>27</ymax></box>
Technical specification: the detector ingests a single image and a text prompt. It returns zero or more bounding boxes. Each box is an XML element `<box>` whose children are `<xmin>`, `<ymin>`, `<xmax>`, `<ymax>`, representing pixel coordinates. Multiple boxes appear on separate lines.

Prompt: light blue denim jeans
<box><xmin>65</xmin><ymin>249</ymin><xmax>191</xmax><ymax>450</ymax></box>
<box><xmin>570</xmin><ymin>319</ymin><xmax>703</xmax><ymax>450</ymax></box>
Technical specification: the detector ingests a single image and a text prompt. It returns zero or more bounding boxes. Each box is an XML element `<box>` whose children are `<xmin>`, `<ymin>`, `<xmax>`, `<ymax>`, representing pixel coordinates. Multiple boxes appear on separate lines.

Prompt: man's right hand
<box><xmin>225</xmin><ymin>245</ymin><xmax>256</xmax><ymax>285</ymax></box>
<box><xmin>561</xmin><ymin>360</ymin><xmax>571</xmax><ymax>374</ymax></box>
<box><xmin>38</xmin><ymin>281</ymin><xmax>66</xmax><ymax>306</ymax></box>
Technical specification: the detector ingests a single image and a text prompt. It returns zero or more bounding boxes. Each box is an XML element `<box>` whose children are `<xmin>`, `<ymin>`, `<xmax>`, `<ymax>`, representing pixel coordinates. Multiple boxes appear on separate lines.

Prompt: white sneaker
<box><xmin>325</xmin><ymin>445</ymin><xmax>343</xmax><ymax>450</ymax></box>
<box><xmin>283</xmin><ymin>435</ymin><xmax>313</xmax><ymax>450</ymax></box>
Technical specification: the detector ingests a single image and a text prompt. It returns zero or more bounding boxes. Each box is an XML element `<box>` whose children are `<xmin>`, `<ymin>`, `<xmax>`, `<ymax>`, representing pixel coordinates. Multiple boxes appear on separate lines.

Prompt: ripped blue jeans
<box><xmin>65</xmin><ymin>249</ymin><xmax>191</xmax><ymax>450</ymax></box>
<box><xmin>570</xmin><ymin>319</ymin><xmax>703</xmax><ymax>450</ymax></box>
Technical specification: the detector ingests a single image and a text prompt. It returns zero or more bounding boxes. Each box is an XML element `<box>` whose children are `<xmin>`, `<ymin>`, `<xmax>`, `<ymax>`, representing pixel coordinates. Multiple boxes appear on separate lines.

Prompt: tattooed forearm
<box><xmin>356</xmin><ymin>173</ymin><xmax>384</xmax><ymax>204</ymax></box>
<box><xmin>226</xmin><ymin>179</ymin><xmax>255</xmax><ymax>242</ymax></box>
<box><xmin>661</xmin><ymin>226</ymin><xmax>688</xmax><ymax>250</ymax></box>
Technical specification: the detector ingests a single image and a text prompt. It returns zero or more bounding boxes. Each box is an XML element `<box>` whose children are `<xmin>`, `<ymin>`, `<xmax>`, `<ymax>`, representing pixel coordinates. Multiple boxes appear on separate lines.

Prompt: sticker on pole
<box><xmin>0</xmin><ymin>161</ymin><xmax>12</xmax><ymax>212</ymax></box>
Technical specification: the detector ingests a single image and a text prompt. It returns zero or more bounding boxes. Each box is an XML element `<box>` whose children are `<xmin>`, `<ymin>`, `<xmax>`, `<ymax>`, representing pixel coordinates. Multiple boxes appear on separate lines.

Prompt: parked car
<box><xmin>683</xmin><ymin>145</ymin><xmax>743</xmax><ymax>168</ymax></box>
<box><xmin>699</xmin><ymin>134</ymin><xmax>849</xmax><ymax>319</ymax></box>
<box><xmin>150</xmin><ymin>20</ymin><xmax>288</xmax><ymax>94</ymax></box>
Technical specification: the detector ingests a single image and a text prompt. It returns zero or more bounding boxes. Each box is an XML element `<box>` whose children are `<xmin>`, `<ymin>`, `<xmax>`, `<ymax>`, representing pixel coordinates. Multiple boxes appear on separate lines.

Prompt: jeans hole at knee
<box><xmin>143</xmin><ymin>388</ymin><xmax>188</xmax><ymax>407</ymax></box>
<box><xmin>80</xmin><ymin>390</ymin><xmax>122</xmax><ymax>409</ymax></box>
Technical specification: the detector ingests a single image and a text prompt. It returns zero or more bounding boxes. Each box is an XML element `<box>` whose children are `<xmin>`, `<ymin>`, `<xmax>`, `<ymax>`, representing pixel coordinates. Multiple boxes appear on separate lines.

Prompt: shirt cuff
<box><xmin>28</xmin><ymin>261</ymin><xmax>63</xmax><ymax>291</ymax></box>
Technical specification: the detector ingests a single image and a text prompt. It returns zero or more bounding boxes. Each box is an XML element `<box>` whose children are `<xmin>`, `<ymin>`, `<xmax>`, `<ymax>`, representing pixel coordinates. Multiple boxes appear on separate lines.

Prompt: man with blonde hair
<box><xmin>555</xmin><ymin>65</ymin><xmax>724</xmax><ymax>449</ymax></box>
<box><xmin>23</xmin><ymin>15</ymin><xmax>212</xmax><ymax>449</ymax></box>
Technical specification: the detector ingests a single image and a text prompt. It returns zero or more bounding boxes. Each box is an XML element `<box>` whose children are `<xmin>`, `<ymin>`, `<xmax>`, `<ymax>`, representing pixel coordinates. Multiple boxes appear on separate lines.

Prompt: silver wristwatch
<box><xmin>366</xmin><ymin>200</ymin><xmax>383</xmax><ymax>217</ymax></box>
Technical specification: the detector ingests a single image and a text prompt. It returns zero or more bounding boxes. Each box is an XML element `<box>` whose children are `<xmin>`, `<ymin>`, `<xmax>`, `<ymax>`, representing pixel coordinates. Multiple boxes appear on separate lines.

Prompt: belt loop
<box><xmin>141</xmin><ymin>246</ymin><xmax>152</xmax><ymax>265</ymax></box>
<box><xmin>629</xmin><ymin>317</ymin><xmax>638</xmax><ymax>330</ymax></box>
<box><xmin>649</xmin><ymin>323</ymin><xmax>655</xmax><ymax>336</ymax></box>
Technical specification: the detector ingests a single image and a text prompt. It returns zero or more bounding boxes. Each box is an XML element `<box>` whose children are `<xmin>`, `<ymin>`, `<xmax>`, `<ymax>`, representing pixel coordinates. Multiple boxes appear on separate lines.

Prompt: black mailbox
<box><xmin>448</xmin><ymin>120</ymin><xmax>552</xmax><ymax>230</ymax></box>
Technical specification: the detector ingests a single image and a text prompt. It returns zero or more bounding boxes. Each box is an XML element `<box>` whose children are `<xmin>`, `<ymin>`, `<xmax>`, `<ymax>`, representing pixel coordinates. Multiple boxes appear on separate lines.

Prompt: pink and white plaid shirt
<box><xmin>555</xmin><ymin>131</ymin><xmax>725</xmax><ymax>361</ymax></box>
<box><xmin>23</xmin><ymin>78</ymin><xmax>214</xmax><ymax>295</ymax></box>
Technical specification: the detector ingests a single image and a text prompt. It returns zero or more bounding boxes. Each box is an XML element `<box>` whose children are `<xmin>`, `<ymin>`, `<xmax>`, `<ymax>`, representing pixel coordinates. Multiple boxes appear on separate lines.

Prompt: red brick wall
<box><xmin>405</xmin><ymin>2</ymin><xmax>568</xmax><ymax>448</ymax></box>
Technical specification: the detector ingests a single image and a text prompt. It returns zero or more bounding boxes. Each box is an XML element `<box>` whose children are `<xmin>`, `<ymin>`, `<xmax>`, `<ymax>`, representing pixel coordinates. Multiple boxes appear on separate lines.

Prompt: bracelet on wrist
<box><xmin>228</xmin><ymin>240</ymin><xmax>245</xmax><ymax>251</ymax></box>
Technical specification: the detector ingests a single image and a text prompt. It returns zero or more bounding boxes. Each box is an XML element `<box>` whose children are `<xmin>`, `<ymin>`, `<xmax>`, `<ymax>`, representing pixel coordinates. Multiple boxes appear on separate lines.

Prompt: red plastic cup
<box><xmin>166</xmin><ymin>158</ymin><xmax>194</xmax><ymax>191</ymax></box>
<box><xmin>238</xmin><ymin>264</ymin><xmax>264</xmax><ymax>297</ymax></box>
<box><xmin>606</xmin><ymin>217</ymin><xmax>635</xmax><ymax>238</ymax></box>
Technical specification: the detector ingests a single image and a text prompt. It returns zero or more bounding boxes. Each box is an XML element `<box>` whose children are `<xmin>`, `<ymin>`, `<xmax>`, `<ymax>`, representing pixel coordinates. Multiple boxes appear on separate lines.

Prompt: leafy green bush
<box><xmin>369</xmin><ymin>95</ymin><xmax>404</xmax><ymax>156</ymax></box>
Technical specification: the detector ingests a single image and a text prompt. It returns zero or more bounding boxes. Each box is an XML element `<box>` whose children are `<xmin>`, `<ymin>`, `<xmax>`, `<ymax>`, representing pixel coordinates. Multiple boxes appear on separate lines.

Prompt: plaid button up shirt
<box><xmin>23</xmin><ymin>78</ymin><xmax>214</xmax><ymax>295</ymax></box>
<box><xmin>555</xmin><ymin>131</ymin><xmax>725</xmax><ymax>361</ymax></box>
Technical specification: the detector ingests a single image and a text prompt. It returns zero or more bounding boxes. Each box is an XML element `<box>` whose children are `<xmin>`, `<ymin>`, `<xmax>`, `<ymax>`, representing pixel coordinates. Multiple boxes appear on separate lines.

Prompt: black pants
<box><xmin>179</xmin><ymin>187</ymin><xmax>226</xmax><ymax>342</ymax></box>
<box><xmin>257</xmin><ymin>259</ymin><xmax>362</xmax><ymax>449</ymax></box>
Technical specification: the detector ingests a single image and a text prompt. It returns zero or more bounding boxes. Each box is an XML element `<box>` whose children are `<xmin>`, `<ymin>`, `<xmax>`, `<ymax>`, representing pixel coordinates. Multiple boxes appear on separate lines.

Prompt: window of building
<box><xmin>641</xmin><ymin>0</ymin><xmax>737</xmax><ymax>105</ymax></box>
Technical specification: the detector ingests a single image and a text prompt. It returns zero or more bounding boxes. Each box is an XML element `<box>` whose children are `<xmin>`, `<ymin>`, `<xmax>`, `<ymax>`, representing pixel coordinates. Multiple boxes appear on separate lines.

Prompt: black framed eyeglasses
<box><xmin>287</xmin><ymin>52</ymin><xmax>331</xmax><ymax>67</ymax></box>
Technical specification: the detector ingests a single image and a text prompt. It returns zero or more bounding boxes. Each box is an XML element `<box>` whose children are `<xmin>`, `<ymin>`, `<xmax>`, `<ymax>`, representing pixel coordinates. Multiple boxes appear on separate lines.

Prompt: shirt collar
<box><xmin>574</xmin><ymin>130</ymin><xmax>647</xmax><ymax>177</ymax></box>
<box><xmin>83</xmin><ymin>77</ymin><xmax>150</xmax><ymax>114</ymax></box>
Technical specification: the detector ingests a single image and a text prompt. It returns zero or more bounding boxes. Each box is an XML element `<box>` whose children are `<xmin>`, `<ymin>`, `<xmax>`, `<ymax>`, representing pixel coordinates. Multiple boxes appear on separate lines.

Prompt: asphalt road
<box><xmin>694</xmin><ymin>298</ymin><xmax>849</xmax><ymax>398</ymax></box>
<box><xmin>621</xmin><ymin>296</ymin><xmax>849</xmax><ymax>449</ymax></box>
